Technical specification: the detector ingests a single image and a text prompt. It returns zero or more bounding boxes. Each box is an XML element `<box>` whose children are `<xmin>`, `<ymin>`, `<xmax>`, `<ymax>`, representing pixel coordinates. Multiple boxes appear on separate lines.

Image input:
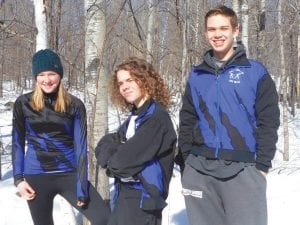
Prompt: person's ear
<box><xmin>233</xmin><ymin>26</ymin><xmax>240</xmax><ymax>39</ymax></box>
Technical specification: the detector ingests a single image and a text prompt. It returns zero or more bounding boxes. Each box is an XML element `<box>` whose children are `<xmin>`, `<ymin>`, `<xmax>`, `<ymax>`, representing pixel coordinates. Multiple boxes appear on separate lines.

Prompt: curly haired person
<box><xmin>95</xmin><ymin>57</ymin><xmax>177</xmax><ymax>225</ymax></box>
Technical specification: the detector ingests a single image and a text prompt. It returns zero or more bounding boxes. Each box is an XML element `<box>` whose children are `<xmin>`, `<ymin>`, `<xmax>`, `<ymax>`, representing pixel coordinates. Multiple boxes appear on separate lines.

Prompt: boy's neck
<box><xmin>213</xmin><ymin>47</ymin><xmax>235</xmax><ymax>61</ymax></box>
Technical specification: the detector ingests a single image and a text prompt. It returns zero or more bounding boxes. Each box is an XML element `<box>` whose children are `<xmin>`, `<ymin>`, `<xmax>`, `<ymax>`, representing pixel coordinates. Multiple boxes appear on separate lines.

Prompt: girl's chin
<box><xmin>41</xmin><ymin>87</ymin><xmax>57</xmax><ymax>93</ymax></box>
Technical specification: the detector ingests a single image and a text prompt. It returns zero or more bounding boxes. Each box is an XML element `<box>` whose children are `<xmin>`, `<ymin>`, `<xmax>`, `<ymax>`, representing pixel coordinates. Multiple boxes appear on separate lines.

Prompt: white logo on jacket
<box><xmin>228</xmin><ymin>68</ymin><xmax>244</xmax><ymax>84</ymax></box>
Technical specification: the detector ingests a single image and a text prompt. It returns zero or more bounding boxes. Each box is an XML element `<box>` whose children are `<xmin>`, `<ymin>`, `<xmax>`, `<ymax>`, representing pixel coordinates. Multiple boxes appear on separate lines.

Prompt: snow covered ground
<box><xmin>1</xmin><ymin>90</ymin><xmax>300</xmax><ymax>225</ymax></box>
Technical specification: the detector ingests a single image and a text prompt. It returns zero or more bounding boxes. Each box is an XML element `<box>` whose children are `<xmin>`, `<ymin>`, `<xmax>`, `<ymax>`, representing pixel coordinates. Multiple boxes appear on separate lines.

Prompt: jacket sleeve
<box><xmin>107</xmin><ymin>114</ymin><xmax>175</xmax><ymax>178</ymax></box>
<box><xmin>255</xmin><ymin>74</ymin><xmax>280</xmax><ymax>173</ymax></box>
<box><xmin>12</xmin><ymin>97</ymin><xmax>26</xmax><ymax>186</ymax></box>
<box><xmin>178</xmin><ymin>83</ymin><xmax>198</xmax><ymax>163</ymax></box>
<box><xmin>95</xmin><ymin>133</ymin><xmax>120</xmax><ymax>168</ymax></box>
<box><xmin>73</xmin><ymin>101</ymin><xmax>89</xmax><ymax>202</ymax></box>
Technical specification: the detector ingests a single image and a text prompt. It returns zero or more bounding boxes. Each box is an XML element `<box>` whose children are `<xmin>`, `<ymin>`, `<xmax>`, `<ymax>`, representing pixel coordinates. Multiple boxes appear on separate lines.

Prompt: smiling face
<box><xmin>205</xmin><ymin>14</ymin><xmax>239</xmax><ymax>61</ymax></box>
<box><xmin>36</xmin><ymin>71</ymin><xmax>61</xmax><ymax>93</ymax></box>
<box><xmin>117</xmin><ymin>69</ymin><xmax>149</xmax><ymax>108</ymax></box>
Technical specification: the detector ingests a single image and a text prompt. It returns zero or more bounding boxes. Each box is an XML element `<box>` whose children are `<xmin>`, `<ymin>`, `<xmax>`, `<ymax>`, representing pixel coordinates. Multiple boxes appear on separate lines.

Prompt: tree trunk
<box><xmin>34</xmin><ymin>0</ymin><xmax>47</xmax><ymax>50</ymax></box>
<box><xmin>0</xmin><ymin>25</ymin><xmax>3</xmax><ymax>98</ymax></box>
<box><xmin>146</xmin><ymin>0</ymin><xmax>154</xmax><ymax>62</ymax></box>
<box><xmin>232</xmin><ymin>0</ymin><xmax>240</xmax><ymax>20</ymax></box>
<box><xmin>45</xmin><ymin>0</ymin><xmax>62</xmax><ymax>51</ymax></box>
<box><xmin>158</xmin><ymin>0</ymin><xmax>167</xmax><ymax>74</ymax></box>
<box><xmin>278</xmin><ymin>0</ymin><xmax>289</xmax><ymax>161</ymax></box>
<box><xmin>257</xmin><ymin>0</ymin><xmax>266</xmax><ymax>61</ymax></box>
<box><xmin>181</xmin><ymin>0</ymin><xmax>189</xmax><ymax>94</ymax></box>
<box><xmin>241</xmin><ymin>0</ymin><xmax>249</xmax><ymax>55</ymax></box>
<box><xmin>297</xmin><ymin>16</ymin><xmax>300</xmax><ymax>107</ymax></box>
<box><xmin>0</xmin><ymin>141</ymin><xmax>2</xmax><ymax>180</ymax></box>
<box><xmin>84</xmin><ymin>0</ymin><xmax>109</xmax><ymax>223</ymax></box>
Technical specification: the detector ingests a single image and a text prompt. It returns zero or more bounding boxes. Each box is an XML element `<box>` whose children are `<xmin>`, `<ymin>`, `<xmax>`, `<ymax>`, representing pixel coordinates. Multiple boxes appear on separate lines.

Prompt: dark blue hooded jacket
<box><xmin>178</xmin><ymin>45</ymin><xmax>280</xmax><ymax>173</ymax></box>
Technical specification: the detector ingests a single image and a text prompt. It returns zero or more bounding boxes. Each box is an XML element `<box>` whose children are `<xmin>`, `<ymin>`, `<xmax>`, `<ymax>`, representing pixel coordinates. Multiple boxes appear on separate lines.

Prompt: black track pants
<box><xmin>25</xmin><ymin>173</ymin><xmax>110</xmax><ymax>225</ymax></box>
<box><xmin>108</xmin><ymin>183</ymin><xmax>162</xmax><ymax>225</ymax></box>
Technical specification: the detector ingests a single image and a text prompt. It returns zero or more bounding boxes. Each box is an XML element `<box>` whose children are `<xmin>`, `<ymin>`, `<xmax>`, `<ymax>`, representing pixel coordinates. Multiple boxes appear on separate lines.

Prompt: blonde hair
<box><xmin>109</xmin><ymin>57</ymin><xmax>171</xmax><ymax>111</ymax></box>
<box><xmin>31</xmin><ymin>82</ymin><xmax>71</xmax><ymax>112</ymax></box>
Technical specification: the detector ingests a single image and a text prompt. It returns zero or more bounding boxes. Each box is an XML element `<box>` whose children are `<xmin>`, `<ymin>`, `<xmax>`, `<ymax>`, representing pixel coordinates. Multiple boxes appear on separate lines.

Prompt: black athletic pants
<box><xmin>108</xmin><ymin>183</ymin><xmax>162</xmax><ymax>225</ymax></box>
<box><xmin>25</xmin><ymin>172</ymin><xmax>110</xmax><ymax>225</ymax></box>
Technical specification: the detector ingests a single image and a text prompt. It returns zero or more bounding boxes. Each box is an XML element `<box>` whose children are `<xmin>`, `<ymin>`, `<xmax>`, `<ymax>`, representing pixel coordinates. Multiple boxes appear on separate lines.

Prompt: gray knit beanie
<box><xmin>32</xmin><ymin>49</ymin><xmax>64</xmax><ymax>78</ymax></box>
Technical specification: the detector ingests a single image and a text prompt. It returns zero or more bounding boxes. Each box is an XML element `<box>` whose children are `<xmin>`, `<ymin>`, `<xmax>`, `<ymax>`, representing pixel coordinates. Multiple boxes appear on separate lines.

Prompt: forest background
<box><xmin>0</xmin><ymin>0</ymin><xmax>299</xmax><ymax>224</ymax></box>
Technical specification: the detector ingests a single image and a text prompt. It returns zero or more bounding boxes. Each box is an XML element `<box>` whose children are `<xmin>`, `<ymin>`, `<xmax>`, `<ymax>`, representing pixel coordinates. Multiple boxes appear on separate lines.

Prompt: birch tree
<box><xmin>34</xmin><ymin>0</ymin><xmax>47</xmax><ymax>51</ymax></box>
<box><xmin>44</xmin><ymin>0</ymin><xmax>62</xmax><ymax>51</ymax></box>
<box><xmin>232</xmin><ymin>0</ymin><xmax>240</xmax><ymax>19</ymax></box>
<box><xmin>298</xmin><ymin>15</ymin><xmax>300</xmax><ymax>104</ymax></box>
<box><xmin>158</xmin><ymin>0</ymin><xmax>168</xmax><ymax>73</ymax></box>
<box><xmin>189</xmin><ymin>0</ymin><xmax>208</xmax><ymax>65</ymax></box>
<box><xmin>278</xmin><ymin>0</ymin><xmax>289</xmax><ymax>161</ymax></box>
<box><xmin>84</xmin><ymin>2</ymin><xmax>109</xmax><ymax>222</ymax></box>
<box><xmin>257</xmin><ymin>0</ymin><xmax>266</xmax><ymax>61</ymax></box>
<box><xmin>146</xmin><ymin>0</ymin><xmax>154</xmax><ymax>62</ymax></box>
<box><xmin>181</xmin><ymin>0</ymin><xmax>189</xmax><ymax>94</ymax></box>
<box><xmin>240</xmin><ymin>0</ymin><xmax>249</xmax><ymax>54</ymax></box>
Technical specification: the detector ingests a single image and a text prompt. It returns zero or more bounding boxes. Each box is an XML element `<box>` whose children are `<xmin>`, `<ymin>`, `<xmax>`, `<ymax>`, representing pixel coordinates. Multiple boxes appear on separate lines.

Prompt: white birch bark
<box><xmin>194</xmin><ymin>1</ymin><xmax>201</xmax><ymax>50</ymax></box>
<box><xmin>257</xmin><ymin>0</ymin><xmax>266</xmax><ymax>60</ymax></box>
<box><xmin>158</xmin><ymin>0</ymin><xmax>168</xmax><ymax>74</ymax></box>
<box><xmin>241</xmin><ymin>0</ymin><xmax>249</xmax><ymax>54</ymax></box>
<box><xmin>84</xmin><ymin>0</ymin><xmax>109</xmax><ymax>200</ymax></box>
<box><xmin>190</xmin><ymin>0</ymin><xmax>203</xmax><ymax>64</ymax></box>
<box><xmin>34</xmin><ymin>0</ymin><xmax>47</xmax><ymax>51</ymax></box>
<box><xmin>232</xmin><ymin>0</ymin><xmax>240</xmax><ymax>20</ymax></box>
<box><xmin>84</xmin><ymin>0</ymin><xmax>109</xmax><ymax>224</ymax></box>
<box><xmin>146</xmin><ymin>0</ymin><xmax>154</xmax><ymax>62</ymax></box>
<box><xmin>297</xmin><ymin>16</ymin><xmax>300</xmax><ymax>99</ymax></box>
<box><xmin>181</xmin><ymin>0</ymin><xmax>189</xmax><ymax>94</ymax></box>
<box><xmin>278</xmin><ymin>0</ymin><xmax>289</xmax><ymax>161</ymax></box>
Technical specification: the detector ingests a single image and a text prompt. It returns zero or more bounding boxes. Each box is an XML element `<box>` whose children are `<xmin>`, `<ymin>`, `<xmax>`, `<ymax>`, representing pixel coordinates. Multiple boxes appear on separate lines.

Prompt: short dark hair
<box><xmin>205</xmin><ymin>5</ymin><xmax>238</xmax><ymax>29</ymax></box>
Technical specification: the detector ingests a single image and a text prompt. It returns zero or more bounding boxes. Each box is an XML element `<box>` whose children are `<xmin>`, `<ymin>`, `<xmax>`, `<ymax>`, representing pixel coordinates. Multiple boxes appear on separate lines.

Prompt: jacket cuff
<box><xmin>14</xmin><ymin>176</ymin><xmax>25</xmax><ymax>187</ymax></box>
<box><xmin>255</xmin><ymin>162</ymin><xmax>269</xmax><ymax>173</ymax></box>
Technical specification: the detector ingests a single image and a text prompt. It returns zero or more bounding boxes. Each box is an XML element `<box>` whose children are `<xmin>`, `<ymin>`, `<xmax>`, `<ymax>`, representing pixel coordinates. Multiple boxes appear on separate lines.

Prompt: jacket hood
<box><xmin>195</xmin><ymin>44</ymin><xmax>248</xmax><ymax>73</ymax></box>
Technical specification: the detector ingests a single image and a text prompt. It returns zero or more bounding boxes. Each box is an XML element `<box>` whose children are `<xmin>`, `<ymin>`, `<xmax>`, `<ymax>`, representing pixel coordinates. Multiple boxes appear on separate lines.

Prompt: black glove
<box><xmin>95</xmin><ymin>133</ymin><xmax>120</xmax><ymax>168</ymax></box>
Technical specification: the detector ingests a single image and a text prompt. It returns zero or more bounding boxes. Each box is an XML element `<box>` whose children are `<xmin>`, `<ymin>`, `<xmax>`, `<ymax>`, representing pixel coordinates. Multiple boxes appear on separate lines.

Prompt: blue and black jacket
<box><xmin>178</xmin><ymin>45</ymin><xmax>280</xmax><ymax>173</ymax></box>
<box><xmin>96</xmin><ymin>99</ymin><xmax>176</xmax><ymax>210</ymax></box>
<box><xmin>12</xmin><ymin>91</ymin><xmax>89</xmax><ymax>201</ymax></box>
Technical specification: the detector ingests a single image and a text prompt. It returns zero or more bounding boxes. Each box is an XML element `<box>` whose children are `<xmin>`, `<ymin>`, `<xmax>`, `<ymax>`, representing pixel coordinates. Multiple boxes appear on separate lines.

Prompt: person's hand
<box><xmin>76</xmin><ymin>200</ymin><xmax>86</xmax><ymax>207</ymax></box>
<box><xmin>76</xmin><ymin>197</ymin><xmax>89</xmax><ymax>208</ymax></box>
<box><xmin>17</xmin><ymin>181</ymin><xmax>36</xmax><ymax>200</ymax></box>
<box><xmin>259</xmin><ymin>170</ymin><xmax>268</xmax><ymax>177</ymax></box>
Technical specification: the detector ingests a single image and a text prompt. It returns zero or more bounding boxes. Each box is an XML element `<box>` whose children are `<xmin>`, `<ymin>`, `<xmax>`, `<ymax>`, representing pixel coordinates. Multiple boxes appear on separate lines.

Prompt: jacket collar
<box><xmin>194</xmin><ymin>44</ymin><xmax>250</xmax><ymax>74</ymax></box>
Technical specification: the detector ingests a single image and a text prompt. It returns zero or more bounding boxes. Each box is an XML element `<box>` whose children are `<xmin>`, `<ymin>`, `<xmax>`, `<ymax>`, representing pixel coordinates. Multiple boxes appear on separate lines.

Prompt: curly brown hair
<box><xmin>109</xmin><ymin>57</ymin><xmax>170</xmax><ymax>111</ymax></box>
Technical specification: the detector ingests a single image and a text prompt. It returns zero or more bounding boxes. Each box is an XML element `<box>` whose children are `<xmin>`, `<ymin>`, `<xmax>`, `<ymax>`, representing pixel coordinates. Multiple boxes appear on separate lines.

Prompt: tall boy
<box><xmin>178</xmin><ymin>5</ymin><xmax>280</xmax><ymax>225</ymax></box>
